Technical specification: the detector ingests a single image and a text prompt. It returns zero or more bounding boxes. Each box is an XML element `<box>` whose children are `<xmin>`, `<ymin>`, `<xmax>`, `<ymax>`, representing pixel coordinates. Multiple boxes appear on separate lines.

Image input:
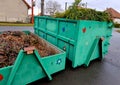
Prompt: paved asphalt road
<box><xmin>0</xmin><ymin>26</ymin><xmax>120</xmax><ymax>85</ymax></box>
<box><xmin>0</xmin><ymin>26</ymin><xmax>33</xmax><ymax>33</ymax></box>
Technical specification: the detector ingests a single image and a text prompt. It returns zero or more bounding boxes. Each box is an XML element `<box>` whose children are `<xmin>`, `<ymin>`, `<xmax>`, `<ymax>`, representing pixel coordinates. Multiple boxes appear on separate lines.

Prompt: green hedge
<box><xmin>54</xmin><ymin>0</ymin><xmax>112</xmax><ymax>22</ymax></box>
<box><xmin>114</xmin><ymin>23</ymin><xmax>120</xmax><ymax>28</ymax></box>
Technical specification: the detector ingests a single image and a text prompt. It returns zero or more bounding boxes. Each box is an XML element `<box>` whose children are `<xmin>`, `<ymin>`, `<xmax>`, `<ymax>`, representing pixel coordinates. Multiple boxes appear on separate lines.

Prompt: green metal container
<box><xmin>0</xmin><ymin>36</ymin><xmax>66</xmax><ymax>85</ymax></box>
<box><xmin>34</xmin><ymin>16</ymin><xmax>113</xmax><ymax>68</ymax></box>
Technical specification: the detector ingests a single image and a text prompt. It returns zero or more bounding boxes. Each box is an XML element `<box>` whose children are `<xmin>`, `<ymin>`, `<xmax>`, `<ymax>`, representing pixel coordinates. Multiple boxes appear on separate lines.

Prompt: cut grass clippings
<box><xmin>0</xmin><ymin>22</ymin><xmax>33</xmax><ymax>26</ymax></box>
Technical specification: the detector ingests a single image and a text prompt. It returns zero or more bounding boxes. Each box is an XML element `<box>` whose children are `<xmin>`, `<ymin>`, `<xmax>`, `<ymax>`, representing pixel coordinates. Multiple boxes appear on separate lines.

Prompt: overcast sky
<box><xmin>26</xmin><ymin>0</ymin><xmax>120</xmax><ymax>15</ymax></box>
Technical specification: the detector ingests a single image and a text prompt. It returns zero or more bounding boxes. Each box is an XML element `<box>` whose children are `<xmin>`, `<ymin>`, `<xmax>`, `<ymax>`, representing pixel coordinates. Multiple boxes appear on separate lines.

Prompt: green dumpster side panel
<box><xmin>34</xmin><ymin>16</ymin><xmax>113</xmax><ymax>68</ymax></box>
<box><xmin>0</xmin><ymin>66</ymin><xmax>12</xmax><ymax>85</ymax></box>
<box><xmin>38</xmin><ymin>18</ymin><xmax>46</xmax><ymax>30</ymax></box>
<box><xmin>73</xmin><ymin>21</ymin><xmax>107</xmax><ymax>67</ymax></box>
<box><xmin>0</xmin><ymin>37</ymin><xmax>66</xmax><ymax>85</ymax></box>
<box><xmin>47</xmin><ymin>34</ymin><xmax>57</xmax><ymax>45</ymax></box>
<box><xmin>0</xmin><ymin>51</ymin><xmax>66</xmax><ymax>85</ymax></box>
<box><xmin>46</xmin><ymin>19</ymin><xmax>57</xmax><ymax>34</ymax></box>
<box><xmin>11</xmin><ymin>53</ymin><xmax>65</xmax><ymax>85</ymax></box>
<box><xmin>58</xmin><ymin>21</ymin><xmax>77</xmax><ymax>40</ymax></box>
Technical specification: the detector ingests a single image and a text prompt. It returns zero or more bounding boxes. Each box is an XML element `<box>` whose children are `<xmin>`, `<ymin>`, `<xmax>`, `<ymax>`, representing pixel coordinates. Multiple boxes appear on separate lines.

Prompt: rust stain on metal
<box><xmin>82</xmin><ymin>28</ymin><xmax>86</xmax><ymax>33</ymax></box>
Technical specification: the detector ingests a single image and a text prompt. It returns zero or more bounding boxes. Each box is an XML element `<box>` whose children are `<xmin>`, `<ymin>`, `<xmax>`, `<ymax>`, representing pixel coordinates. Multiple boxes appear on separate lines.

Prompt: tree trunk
<box><xmin>41</xmin><ymin>0</ymin><xmax>44</xmax><ymax>16</ymax></box>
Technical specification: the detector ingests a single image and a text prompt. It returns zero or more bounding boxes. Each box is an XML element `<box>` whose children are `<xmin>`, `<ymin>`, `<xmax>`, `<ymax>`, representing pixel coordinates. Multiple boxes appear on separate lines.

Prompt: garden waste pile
<box><xmin>0</xmin><ymin>31</ymin><xmax>58</xmax><ymax>68</ymax></box>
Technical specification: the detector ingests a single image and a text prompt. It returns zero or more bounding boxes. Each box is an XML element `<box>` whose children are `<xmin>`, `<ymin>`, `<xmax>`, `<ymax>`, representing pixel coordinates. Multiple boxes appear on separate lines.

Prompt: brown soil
<box><xmin>0</xmin><ymin>31</ymin><xmax>58</xmax><ymax>68</ymax></box>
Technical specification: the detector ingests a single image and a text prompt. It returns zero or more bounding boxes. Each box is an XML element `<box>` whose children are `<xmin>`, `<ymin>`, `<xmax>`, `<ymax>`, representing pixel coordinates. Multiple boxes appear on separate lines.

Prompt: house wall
<box><xmin>0</xmin><ymin>0</ymin><xmax>29</xmax><ymax>22</ymax></box>
<box><xmin>113</xmin><ymin>18</ymin><xmax>120</xmax><ymax>24</ymax></box>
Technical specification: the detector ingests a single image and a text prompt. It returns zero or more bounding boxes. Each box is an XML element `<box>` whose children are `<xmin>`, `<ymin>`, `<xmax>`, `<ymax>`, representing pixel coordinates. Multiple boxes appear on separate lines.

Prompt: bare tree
<box><xmin>46</xmin><ymin>0</ymin><xmax>62</xmax><ymax>15</ymax></box>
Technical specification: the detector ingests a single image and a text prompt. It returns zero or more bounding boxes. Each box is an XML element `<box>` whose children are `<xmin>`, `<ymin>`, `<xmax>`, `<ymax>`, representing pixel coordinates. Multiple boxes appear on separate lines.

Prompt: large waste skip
<box><xmin>0</xmin><ymin>33</ymin><xmax>66</xmax><ymax>85</ymax></box>
<box><xmin>34</xmin><ymin>16</ymin><xmax>113</xmax><ymax>68</ymax></box>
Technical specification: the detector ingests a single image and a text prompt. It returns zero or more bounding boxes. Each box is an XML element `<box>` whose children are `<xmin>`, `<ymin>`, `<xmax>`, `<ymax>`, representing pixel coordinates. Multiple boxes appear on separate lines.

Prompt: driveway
<box><xmin>0</xmin><ymin>26</ymin><xmax>120</xmax><ymax>85</ymax></box>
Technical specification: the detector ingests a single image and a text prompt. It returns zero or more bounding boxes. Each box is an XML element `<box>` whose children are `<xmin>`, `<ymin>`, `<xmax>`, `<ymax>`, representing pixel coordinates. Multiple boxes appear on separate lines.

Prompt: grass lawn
<box><xmin>0</xmin><ymin>22</ymin><xmax>33</xmax><ymax>26</ymax></box>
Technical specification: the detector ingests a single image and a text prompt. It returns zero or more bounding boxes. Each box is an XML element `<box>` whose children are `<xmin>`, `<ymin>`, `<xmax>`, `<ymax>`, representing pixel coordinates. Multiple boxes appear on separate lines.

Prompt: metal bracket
<box><xmin>84</xmin><ymin>37</ymin><xmax>100</xmax><ymax>67</ymax></box>
<box><xmin>24</xmin><ymin>46</ymin><xmax>35</xmax><ymax>54</ymax></box>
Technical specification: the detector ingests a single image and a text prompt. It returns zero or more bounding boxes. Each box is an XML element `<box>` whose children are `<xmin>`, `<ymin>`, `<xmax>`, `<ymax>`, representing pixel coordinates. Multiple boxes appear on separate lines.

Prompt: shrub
<box><xmin>54</xmin><ymin>0</ymin><xmax>112</xmax><ymax>22</ymax></box>
<box><xmin>114</xmin><ymin>23</ymin><xmax>120</xmax><ymax>28</ymax></box>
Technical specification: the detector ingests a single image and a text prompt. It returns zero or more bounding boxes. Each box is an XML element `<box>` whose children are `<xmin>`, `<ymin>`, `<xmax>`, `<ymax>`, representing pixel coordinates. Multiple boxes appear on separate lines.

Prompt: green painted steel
<box><xmin>34</xmin><ymin>16</ymin><xmax>113</xmax><ymax>68</ymax></box>
<box><xmin>0</xmin><ymin>37</ymin><xmax>66</xmax><ymax>85</ymax></box>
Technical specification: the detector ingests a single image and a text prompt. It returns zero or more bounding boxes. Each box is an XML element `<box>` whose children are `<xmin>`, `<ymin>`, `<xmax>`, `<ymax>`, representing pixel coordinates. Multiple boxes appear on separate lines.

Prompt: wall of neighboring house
<box><xmin>113</xmin><ymin>18</ymin><xmax>120</xmax><ymax>24</ymax></box>
<box><xmin>0</xmin><ymin>0</ymin><xmax>29</xmax><ymax>22</ymax></box>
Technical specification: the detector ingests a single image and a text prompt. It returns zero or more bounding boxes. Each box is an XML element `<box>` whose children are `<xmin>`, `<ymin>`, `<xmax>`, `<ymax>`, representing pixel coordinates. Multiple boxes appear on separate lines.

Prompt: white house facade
<box><xmin>0</xmin><ymin>0</ymin><xmax>30</xmax><ymax>22</ymax></box>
